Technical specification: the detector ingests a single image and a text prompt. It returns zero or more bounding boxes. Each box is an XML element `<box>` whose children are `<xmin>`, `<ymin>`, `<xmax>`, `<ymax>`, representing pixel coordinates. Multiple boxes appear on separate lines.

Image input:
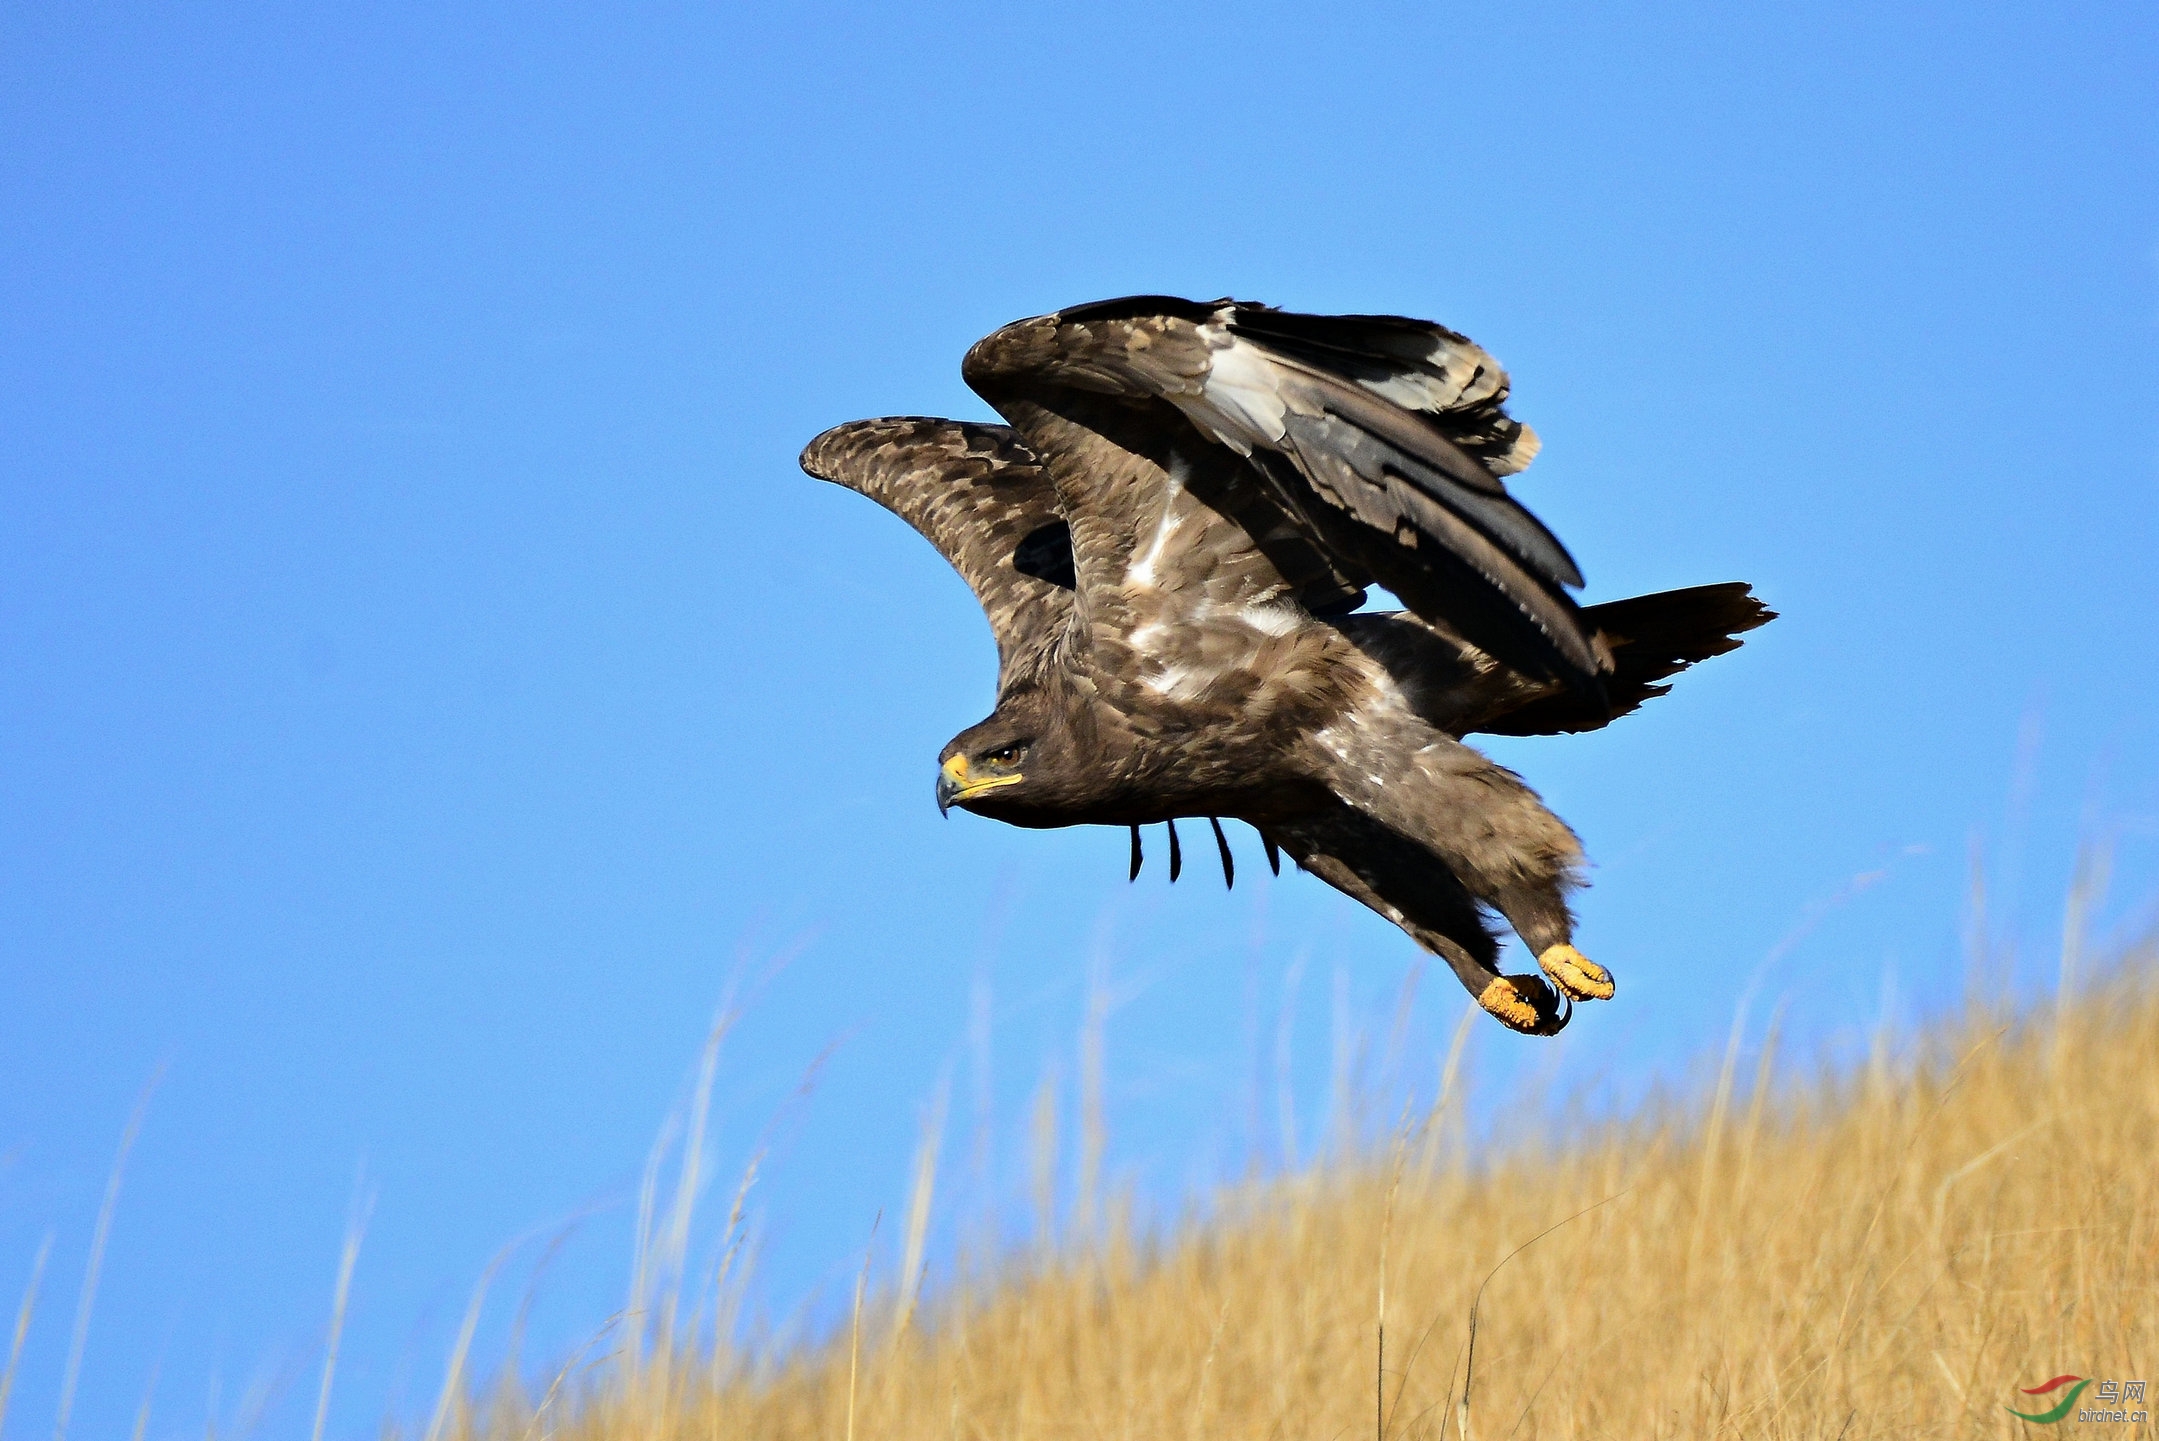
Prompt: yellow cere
<box><xmin>943</xmin><ymin>753</ymin><xmax>1023</xmax><ymax>799</ymax></box>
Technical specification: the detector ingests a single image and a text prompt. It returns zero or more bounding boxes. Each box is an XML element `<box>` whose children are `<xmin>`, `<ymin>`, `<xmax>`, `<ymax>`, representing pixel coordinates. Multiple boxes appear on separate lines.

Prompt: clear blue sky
<box><xmin>3</xmin><ymin>2</ymin><xmax>2154</xmax><ymax>1434</ymax></box>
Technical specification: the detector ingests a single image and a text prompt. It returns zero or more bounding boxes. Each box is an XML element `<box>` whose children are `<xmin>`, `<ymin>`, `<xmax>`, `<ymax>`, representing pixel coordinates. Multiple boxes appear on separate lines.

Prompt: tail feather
<box><xmin>1471</xmin><ymin>582</ymin><xmax>1774</xmax><ymax>737</ymax></box>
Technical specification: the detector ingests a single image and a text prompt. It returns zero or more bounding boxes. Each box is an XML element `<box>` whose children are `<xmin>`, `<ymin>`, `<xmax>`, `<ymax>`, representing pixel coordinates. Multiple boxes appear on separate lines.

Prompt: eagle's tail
<box><xmin>1470</xmin><ymin>582</ymin><xmax>1774</xmax><ymax>737</ymax></box>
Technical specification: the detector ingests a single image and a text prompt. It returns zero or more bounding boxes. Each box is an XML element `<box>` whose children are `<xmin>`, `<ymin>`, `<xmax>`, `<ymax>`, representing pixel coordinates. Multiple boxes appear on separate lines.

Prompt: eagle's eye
<box><xmin>983</xmin><ymin>743</ymin><xmax>1027</xmax><ymax>768</ymax></box>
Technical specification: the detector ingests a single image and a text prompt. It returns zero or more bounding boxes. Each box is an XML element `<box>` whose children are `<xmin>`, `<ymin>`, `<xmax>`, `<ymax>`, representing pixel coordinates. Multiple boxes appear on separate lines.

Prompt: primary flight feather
<box><xmin>802</xmin><ymin>297</ymin><xmax>1772</xmax><ymax>1035</ymax></box>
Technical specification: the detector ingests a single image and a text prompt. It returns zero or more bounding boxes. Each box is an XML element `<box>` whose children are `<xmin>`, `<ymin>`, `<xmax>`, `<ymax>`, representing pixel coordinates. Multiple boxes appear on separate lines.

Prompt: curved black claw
<box><xmin>1166</xmin><ymin>818</ymin><xmax>1182</xmax><ymax>882</ymax></box>
<box><xmin>1259</xmin><ymin>828</ymin><xmax>1281</xmax><ymax>876</ymax></box>
<box><xmin>1518</xmin><ymin>976</ymin><xmax>1573</xmax><ymax>1036</ymax></box>
<box><xmin>1477</xmin><ymin>973</ymin><xmax>1573</xmax><ymax>1036</ymax></box>
<box><xmin>1128</xmin><ymin>825</ymin><xmax>1143</xmax><ymax>882</ymax></box>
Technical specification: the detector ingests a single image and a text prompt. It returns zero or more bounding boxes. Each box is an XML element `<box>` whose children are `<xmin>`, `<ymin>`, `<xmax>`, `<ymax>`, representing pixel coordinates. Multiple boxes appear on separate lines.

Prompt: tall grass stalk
<box><xmin>424</xmin><ymin>1244</ymin><xmax>516</xmax><ymax>1441</ymax></box>
<box><xmin>54</xmin><ymin>1068</ymin><xmax>158</xmax><ymax>1441</ymax></box>
<box><xmin>311</xmin><ymin>1178</ymin><xmax>374</xmax><ymax>1441</ymax></box>
<box><xmin>125</xmin><ymin>1355</ymin><xmax>156</xmax><ymax>1441</ymax></box>
<box><xmin>0</xmin><ymin>1234</ymin><xmax>52</xmax><ymax>1439</ymax></box>
<box><xmin>893</xmin><ymin>1077</ymin><xmax>950</xmax><ymax>1346</ymax></box>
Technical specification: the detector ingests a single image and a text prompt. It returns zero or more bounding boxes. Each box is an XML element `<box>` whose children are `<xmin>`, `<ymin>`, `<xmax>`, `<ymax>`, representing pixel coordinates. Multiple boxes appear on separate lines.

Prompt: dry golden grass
<box><xmin>459</xmin><ymin>930</ymin><xmax>2159</xmax><ymax>1441</ymax></box>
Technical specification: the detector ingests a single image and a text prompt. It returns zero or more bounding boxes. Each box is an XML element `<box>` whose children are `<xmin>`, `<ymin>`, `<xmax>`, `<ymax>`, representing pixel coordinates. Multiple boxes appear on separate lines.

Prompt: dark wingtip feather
<box><xmin>1053</xmin><ymin>294</ymin><xmax>1224</xmax><ymax>326</ymax></box>
<box><xmin>1208</xmin><ymin>816</ymin><xmax>1234</xmax><ymax>889</ymax></box>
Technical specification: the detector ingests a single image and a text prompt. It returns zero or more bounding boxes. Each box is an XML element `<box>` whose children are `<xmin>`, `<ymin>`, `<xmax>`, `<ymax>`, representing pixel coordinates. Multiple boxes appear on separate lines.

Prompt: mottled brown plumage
<box><xmin>803</xmin><ymin>297</ymin><xmax>1772</xmax><ymax>1034</ymax></box>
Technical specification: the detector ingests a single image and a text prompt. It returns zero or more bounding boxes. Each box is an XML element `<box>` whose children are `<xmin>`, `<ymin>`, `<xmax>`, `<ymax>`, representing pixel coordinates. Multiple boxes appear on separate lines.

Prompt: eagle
<box><xmin>803</xmin><ymin>297</ymin><xmax>1771</xmax><ymax>1036</ymax></box>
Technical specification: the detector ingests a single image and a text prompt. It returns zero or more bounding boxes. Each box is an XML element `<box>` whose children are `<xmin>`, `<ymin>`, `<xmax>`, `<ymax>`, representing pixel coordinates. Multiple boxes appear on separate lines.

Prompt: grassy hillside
<box><xmin>465</xmin><ymin>940</ymin><xmax>2158</xmax><ymax>1441</ymax></box>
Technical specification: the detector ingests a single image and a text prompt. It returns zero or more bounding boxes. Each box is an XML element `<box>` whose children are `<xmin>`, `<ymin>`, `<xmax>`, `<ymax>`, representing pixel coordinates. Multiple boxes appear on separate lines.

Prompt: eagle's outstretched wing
<box><xmin>963</xmin><ymin>296</ymin><xmax>1604</xmax><ymax>690</ymax></box>
<box><xmin>801</xmin><ymin>418</ymin><xmax>1073</xmax><ymax>693</ymax></box>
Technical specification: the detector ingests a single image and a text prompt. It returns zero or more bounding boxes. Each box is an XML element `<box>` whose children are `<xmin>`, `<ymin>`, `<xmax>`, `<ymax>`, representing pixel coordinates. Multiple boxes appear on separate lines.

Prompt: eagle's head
<box><xmin>934</xmin><ymin>695</ymin><xmax>1080</xmax><ymax>826</ymax></box>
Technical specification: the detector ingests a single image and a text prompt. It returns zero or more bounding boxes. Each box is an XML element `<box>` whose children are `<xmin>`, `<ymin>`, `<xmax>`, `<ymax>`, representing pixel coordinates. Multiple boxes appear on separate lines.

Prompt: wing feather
<box><xmin>964</xmin><ymin>297</ymin><xmax>1603</xmax><ymax>688</ymax></box>
<box><xmin>801</xmin><ymin>417</ymin><xmax>1072</xmax><ymax>693</ymax></box>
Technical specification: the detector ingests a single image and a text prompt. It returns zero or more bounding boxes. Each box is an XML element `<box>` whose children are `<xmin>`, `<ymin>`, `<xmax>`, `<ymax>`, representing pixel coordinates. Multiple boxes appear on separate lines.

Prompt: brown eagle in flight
<box><xmin>803</xmin><ymin>297</ymin><xmax>1770</xmax><ymax>1036</ymax></box>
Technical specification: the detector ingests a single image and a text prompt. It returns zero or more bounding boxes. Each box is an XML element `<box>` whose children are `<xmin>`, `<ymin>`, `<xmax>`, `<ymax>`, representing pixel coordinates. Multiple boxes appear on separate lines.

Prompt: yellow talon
<box><xmin>1478</xmin><ymin>975</ymin><xmax>1538</xmax><ymax>1030</ymax></box>
<box><xmin>1477</xmin><ymin>974</ymin><xmax>1568</xmax><ymax>1035</ymax></box>
<box><xmin>1538</xmin><ymin>944</ymin><xmax>1615</xmax><ymax>1001</ymax></box>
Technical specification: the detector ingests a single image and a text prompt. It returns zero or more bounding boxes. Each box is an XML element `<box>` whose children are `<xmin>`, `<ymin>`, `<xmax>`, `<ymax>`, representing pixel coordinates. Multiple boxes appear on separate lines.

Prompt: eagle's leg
<box><xmin>1436</xmin><ymin>942</ymin><xmax>1568</xmax><ymax>1038</ymax></box>
<box><xmin>1487</xmin><ymin>885</ymin><xmax>1615</xmax><ymax>1003</ymax></box>
<box><xmin>1324</xmin><ymin>723</ymin><xmax>1615</xmax><ymax>1010</ymax></box>
<box><xmin>1271</xmin><ymin>813</ymin><xmax>1569</xmax><ymax>1037</ymax></box>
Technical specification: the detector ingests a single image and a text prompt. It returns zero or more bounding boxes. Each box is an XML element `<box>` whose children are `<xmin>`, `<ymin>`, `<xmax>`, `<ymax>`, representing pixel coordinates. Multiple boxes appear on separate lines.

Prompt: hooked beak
<box><xmin>936</xmin><ymin>754</ymin><xmax>1022</xmax><ymax>816</ymax></box>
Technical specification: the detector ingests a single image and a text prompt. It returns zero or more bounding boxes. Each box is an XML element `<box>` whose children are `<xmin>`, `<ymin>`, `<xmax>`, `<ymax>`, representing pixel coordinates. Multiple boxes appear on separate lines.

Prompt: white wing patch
<box><xmin>1354</xmin><ymin>333</ymin><xmax>1508</xmax><ymax>413</ymax></box>
<box><xmin>1114</xmin><ymin>444</ymin><xmax>1319</xmax><ymax>705</ymax></box>
<box><xmin>1147</xmin><ymin>663</ymin><xmax>1214</xmax><ymax>702</ymax></box>
<box><xmin>1124</xmin><ymin>450</ymin><xmax>1189</xmax><ymax>588</ymax></box>
<box><xmin>1236</xmin><ymin>600</ymin><xmax>1303</xmax><ymax>637</ymax></box>
<box><xmin>1163</xmin><ymin>310</ymin><xmax>1541</xmax><ymax>478</ymax></box>
<box><xmin>1171</xmin><ymin>330</ymin><xmax>1289</xmax><ymax>456</ymax></box>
